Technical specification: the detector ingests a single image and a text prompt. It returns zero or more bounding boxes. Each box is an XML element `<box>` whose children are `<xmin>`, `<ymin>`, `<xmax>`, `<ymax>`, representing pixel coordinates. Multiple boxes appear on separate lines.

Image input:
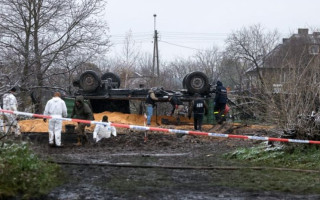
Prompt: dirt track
<box><xmin>26</xmin><ymin>124</ymin><xmax>320</xmax><ymax>200</ymax></box>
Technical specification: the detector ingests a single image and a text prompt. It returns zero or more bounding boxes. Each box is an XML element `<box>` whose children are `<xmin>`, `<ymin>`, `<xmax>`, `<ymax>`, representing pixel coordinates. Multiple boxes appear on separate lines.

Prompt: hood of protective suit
<box><xmin>52</xmin><ymin>97</ymin><xmax>60</xmax><ymax>102</ymax></box>
<box><xmin>217</xmin><ymin>81</ymin><xmax>223</xmax><ymax>86</ymax></box>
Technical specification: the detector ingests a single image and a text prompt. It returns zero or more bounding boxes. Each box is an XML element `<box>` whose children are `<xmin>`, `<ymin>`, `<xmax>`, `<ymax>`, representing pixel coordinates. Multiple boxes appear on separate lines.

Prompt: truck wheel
<box><xmin>182</xmin><ymin>73</ymin><xmax>190</xmax><ymax>89</ymax></box>
<box><xmin>185</xmin><ymin>71</ymin><xmax>209</xmax><ymax>94</ymax></box>
<box><xmin>101</xmin><ymin>72</ymin><xmax>121</xmax><ymax>88</ymax></box>
<box><xmin>79</xmin><ymin>70</ymin><xmax>101</xmax><ymax>92</ymax></box>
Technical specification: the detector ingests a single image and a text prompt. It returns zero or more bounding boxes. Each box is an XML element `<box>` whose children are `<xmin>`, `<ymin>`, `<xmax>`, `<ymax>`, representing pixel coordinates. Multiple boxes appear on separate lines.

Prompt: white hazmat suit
<box><xmin>43</xmin><ymin>97</ymin><xmax>67</xmax><ymax>146</ymax></box>
<box><xmin>3</xmin><ymin>92</ymin><xmax>20</xmax><ymax>135</ymax></box>
<box><xmin>93</xmin><ymin>121</ymin><xmax>117</xmax><ymax>142</ymax></box>
<box><xmin>0</xmin><ymin>106</ymin><xmax>3</xmax><ymax>132</ymax></box>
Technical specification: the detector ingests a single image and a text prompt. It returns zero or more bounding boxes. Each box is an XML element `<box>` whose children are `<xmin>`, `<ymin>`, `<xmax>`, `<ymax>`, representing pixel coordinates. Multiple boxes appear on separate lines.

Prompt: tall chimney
<box><xmin>298</xmin><ymin>28</ymin><xmax>308</xmax><ymax>35</ymax></box>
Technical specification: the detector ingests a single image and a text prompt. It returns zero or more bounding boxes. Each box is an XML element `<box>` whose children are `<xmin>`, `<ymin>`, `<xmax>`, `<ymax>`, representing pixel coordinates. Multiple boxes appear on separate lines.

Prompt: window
<box><xmin>273</xmin><ymin>84</ymin><xmax>282</xmax><ymax>93</ymax></box>
<box><xmin>309</xmin><ymin>45</ymin><xmax>320</xmax><ymax>55</ymax></box>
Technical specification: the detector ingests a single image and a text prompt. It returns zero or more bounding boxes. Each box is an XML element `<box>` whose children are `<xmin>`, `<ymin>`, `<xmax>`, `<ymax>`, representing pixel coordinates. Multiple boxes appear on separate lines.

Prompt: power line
<box><xmin>160</xmin><ymin>31</ymin><xmax>229</xmax><ymax>39</ymax></box>
<box><xmin>109</xmin><ymin>31</ymin><xmax>228</xmax><ymax>46</ymax></box>
<box><xmin>111</xmin><ymin>41</ymin><xmax>152</xmax><ymax>45</ymax></box>
<box><xmin>110</xmin><ymin>32</ymin><xmax>228</xmax><ymax>39</ymax></box>
<box><xmin>160</xmin><ymin>41</ymin><xmax>205</xmax><ymax>51</ymax></box>
<box><xmin>108</xmin><ymin>32</ymin><xmax>227</xmax><ymax>54</ymax></box>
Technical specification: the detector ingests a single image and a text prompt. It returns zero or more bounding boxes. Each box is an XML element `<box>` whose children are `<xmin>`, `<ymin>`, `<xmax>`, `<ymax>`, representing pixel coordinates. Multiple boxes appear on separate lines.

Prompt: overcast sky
<box><xmin>105</xmin><ymin>0</ymin><xmax>320</xmax><ymax>61</ymax></box>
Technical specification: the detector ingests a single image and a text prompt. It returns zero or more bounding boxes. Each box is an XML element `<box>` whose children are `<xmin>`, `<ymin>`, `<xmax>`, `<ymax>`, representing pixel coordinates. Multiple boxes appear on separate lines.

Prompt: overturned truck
<box><xmin>72</xmin><ymin>70</ymin><xmax>216</xmax><ymax>115</ymax></box>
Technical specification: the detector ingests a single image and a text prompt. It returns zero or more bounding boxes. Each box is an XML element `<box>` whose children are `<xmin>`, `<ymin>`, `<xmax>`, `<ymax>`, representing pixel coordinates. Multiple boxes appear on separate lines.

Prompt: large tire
<box><xmin>182</xmin><ymin>73</ymin><xmax>190</xmax><ymax>89</ymax></box>
<box><xmin>101</xmin><ymin>72</ymin><xmax>121</xmax><ymax>88</ymax></box>
<box><xmin>185</xmin><ymin>71</ymin><xmax>209</xmax><ymax>94</ymax></box>
<box><xmin>79</xmin><ymin>70</ymin><xmax>101</xmax><ymax>92</ymax></box>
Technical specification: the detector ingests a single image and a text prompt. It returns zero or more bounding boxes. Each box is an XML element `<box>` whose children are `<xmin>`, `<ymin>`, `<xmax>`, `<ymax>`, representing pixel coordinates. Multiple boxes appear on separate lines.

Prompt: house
<box><xmin>246</xmin><ymin>28</ymin><xmax>320</xmax><ymax>93</ymax></box>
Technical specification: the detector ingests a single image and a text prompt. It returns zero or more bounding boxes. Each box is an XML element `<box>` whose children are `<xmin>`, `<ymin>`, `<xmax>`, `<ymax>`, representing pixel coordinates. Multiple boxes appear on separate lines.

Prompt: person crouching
<box><xmin>93</xmin><ymin>115</ymin><xmax>117</xmax><ymax>143</ymax></box>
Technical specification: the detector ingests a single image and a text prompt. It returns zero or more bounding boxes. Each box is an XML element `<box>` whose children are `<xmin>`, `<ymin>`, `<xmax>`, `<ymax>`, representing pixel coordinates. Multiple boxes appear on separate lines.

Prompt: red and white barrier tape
<box><xmin>2</xmin><ymin>109</ymin><xmax>320</xmax><ymax>145</ymax></box>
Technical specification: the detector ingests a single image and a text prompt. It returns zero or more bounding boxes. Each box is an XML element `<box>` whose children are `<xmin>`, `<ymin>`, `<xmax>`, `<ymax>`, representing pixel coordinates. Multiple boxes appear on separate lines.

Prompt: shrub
<box><xmin>0</xmin><ymin>141</ymin><xmax>63</xmax><ymax>199</ymax></box>
<box><xmin>226</xmin><ymin>144</ymin><xmax>320</xmax><ymax>169</ymax></box>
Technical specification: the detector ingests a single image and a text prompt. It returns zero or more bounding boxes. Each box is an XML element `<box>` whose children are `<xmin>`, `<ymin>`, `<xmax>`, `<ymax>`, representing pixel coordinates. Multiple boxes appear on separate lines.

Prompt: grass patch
<box><xmin>222</xmin><ymin>144</ymin><xmax>320</xmax><ymax>194</ymax></box>
<box><xmin>226</xmin><ymin>144</ymin><xmax>320</xmax><ymax>169</ymax></box>
<box><xmin>0</xmin><ymin>141</ymin><xmax>63</xmax><ymax>199</ymax></box>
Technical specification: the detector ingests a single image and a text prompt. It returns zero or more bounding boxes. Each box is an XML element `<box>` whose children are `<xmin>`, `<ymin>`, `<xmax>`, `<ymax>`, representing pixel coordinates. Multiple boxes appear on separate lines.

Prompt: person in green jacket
<box><xmin>71</xmin><ymin>96</ymin><xmax>94</xmax><ymax>146</ymax></box>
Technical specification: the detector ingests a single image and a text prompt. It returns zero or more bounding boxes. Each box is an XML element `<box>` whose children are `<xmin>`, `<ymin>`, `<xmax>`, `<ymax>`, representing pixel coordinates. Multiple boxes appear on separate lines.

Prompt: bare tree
<box><xmin>135</xmin><ymin>53</ymin><xmax>153</xmax><ymax>88</ymax></box>
<box><xmin>0</xmin><ymin>0</ymin><xmax>110</xmax><ymax>112</ymax></box>
<box><xmin>224</xmin><ymin>25</ymin><xmax>320</xmax><ymax>142</ymax></box>
<box><xmin>268</xmin><ymin>31</ymin><xmax>320</xmax><ymax>139</ymax></box>
<box><xmin>193</xmin><ymin>46</ymin><xmax>221</xmax><ymax>84</ymax></box>
<box><xmin>219</xmin><ymin>55</ymin><xmax>251</xmax><ymax>92</ymax></box>
<box><xmin>225</xmin><ymin>24</ymin><xmax>280</xmax><ymax>94</ymax></box>
<box><xmin>223</xmin><ymin>25</ymin><xmax>280</xmax><ymax>123</ymax></box>
<box><xmin>165</xmin><ymin>58</ymin><xmax>196</xmax><ymax>87</ymax></box>
<box><xmin>116</xmin><ymin>30</ymin><xmax>141</xmax><ymax>88</ymax></box>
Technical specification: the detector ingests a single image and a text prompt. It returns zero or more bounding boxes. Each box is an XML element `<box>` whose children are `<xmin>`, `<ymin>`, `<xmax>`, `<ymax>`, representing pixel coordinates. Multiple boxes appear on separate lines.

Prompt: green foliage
<box><xmin>0</xmin><ymin>141</ymin><xmax>63</xmax><ymax>199</ymax></box>
<box><xmin>226</xmin><ymin>144</ymin><xmax>320</xmax><ymax>169</ymax></box>
<box><xmin>222</xmin><ymin>144</ymin><xmax>320</xmax><ymax>193</ymax></box>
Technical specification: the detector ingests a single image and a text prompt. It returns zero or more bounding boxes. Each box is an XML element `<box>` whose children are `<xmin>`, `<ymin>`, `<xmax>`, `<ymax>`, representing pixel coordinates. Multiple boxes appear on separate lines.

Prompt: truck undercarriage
<box><xmin>72</xmin><ymin>70</ymin><xmax>216</xmax><ymax>116</ymax></box>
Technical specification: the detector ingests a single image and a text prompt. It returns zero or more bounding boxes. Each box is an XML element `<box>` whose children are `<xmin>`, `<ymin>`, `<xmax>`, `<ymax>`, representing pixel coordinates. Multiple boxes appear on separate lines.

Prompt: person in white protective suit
<box><xmin>43</xmin><ymin>92</ymin><xmax>67</xmax><ymax>147</ymax></box>
<box><xmin>0</xmin><ymin>105</ymin><xmax>4</xmax><ymax>132</ymax></box>
<box><xmin>2</xmin><ymin>87</ymin><xmax>20</xmax><ymax>135</ymax></box>
<box><xmin>93</xmin><ymin>115</ymin><xmax>117</xmax><ymax>143</ymax></box>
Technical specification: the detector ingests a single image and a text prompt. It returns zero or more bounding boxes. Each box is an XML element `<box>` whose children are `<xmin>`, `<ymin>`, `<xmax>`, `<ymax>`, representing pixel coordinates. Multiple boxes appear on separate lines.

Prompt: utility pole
<box><xmin>152</xmin><ymin>14</ymin><xmax>159</xmax><ymax>80</ymax></box>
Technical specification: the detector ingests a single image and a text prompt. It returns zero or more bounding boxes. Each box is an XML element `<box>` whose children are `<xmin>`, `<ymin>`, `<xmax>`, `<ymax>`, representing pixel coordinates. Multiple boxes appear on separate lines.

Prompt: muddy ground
<box><xmin>25</xmin><ymin>124</ymin><xmax>320</xmax><ymax>200</ymax></box>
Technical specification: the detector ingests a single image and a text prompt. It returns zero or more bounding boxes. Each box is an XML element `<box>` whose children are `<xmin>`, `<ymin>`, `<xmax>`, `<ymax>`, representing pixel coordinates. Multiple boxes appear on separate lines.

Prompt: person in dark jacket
<box><xmin>188</xmin><ymin>93</ymin><xmax>208</xmax><ymax>131</ymax></box>
<box><xmin>214</xmin><ymin>81</ymin><xmax>228</xmax><ymax>124</ymax></box>
<box><xmin>169</xmin><ymin>94</ymin><xmax>184</xmax><ymax>123</ymax></box>
<box><xmin>145</xmin><ymin>88</ymin><xmax>158</xmax><ymax>126</ymax></box>
<box><xmin>71</xmin><ymin>96</ymin><xmax>94</xmax><ymax>145</ymax></box>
